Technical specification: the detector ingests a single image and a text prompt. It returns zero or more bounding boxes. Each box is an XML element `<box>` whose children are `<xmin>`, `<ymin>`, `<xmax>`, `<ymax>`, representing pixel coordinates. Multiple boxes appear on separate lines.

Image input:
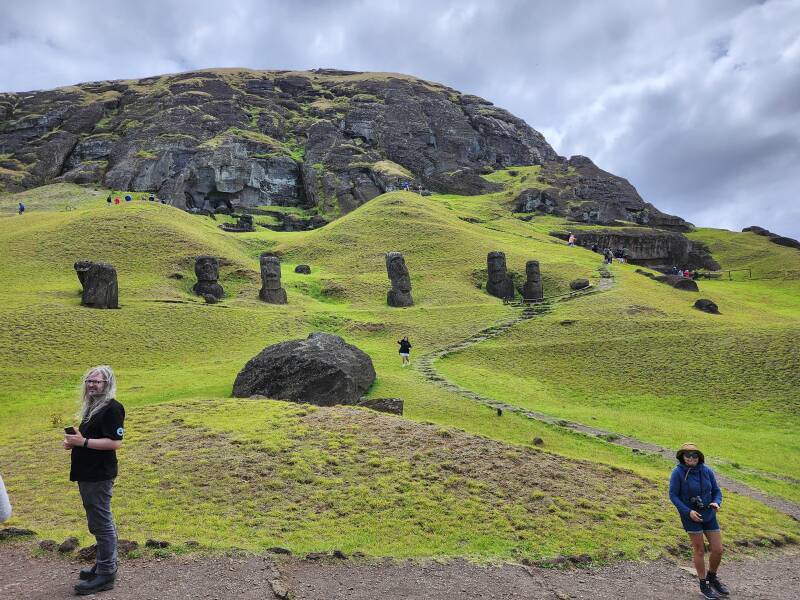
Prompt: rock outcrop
<box><xmin>514</xmin><ymin>156</ymin><xmax>691</xmax><ymax>230</ymax></box>
<box><xmin>385</xmin><ymin>252</ymin><xmax>413</xmax><ymax>307</ymax></box>
<box><xmin>551</xmin><ymin>229</ymin><xmax>719</xmax><ymax>272</ymax></box>
<box><xmin>0</xmin><ymin>69</ymin><xmax>556</xmax><ymax>215</ymax></box>
<box><xmin>232</xmin><ymin>332</ymin><xmax>376</xmax><ymax>406</ymax></box>
<box><xmin>356</xmin><ymin>397</ymin><xmax>404</xmax><ymax>415</ymax></box>
<box><xmin>80</xmin><ymin>262</ymin><xmax>119</xmax><ymax>308</ymax></box>
<box><xmin>258</xmin><ymin>253</ymin><xmax>287</xmax><ymax>304</ymax></box>
<box><xmin>486</xmin><ymin>251</ymin><xmax>514</xmax><ymax>300</ymax></box>
<box><xmin>742</xmin><ymin>226</ymin><xmax>800</xmax><ymax>250</ymax></box>
<box><xmin>192</xmin><ymin>256</ymin><xmax>224</xmax><ymax>301</ymax></box>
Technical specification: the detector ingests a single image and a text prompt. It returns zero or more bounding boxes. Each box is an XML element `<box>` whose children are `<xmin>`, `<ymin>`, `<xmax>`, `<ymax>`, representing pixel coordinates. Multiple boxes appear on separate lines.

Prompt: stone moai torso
<box><xmin>521</xmin><ymin>260</ymin><xmax>543</xmax><ymax>301</ymax></box>
<box><xmin>386</xmin><ymin>252</ymin><xmax>413</xmax><ymax>307</ymax></box>
<box><xmin>81</xmin><ymin>262</ymin><xmax>119</xmax><ymax>309</ymax></box>
<box><xmin>259</xmin><ymin>253</ymin><xmax>287</xmax><ymax>304</ymax></box>
<box><xmin>192</xmin><ymin>256</ymin><xmax>224</xmax><ymax>301</ymax></box>
<box><xmin>486</xmin><ymin>251</ymin><xmax>514</xmax><ymax>299</ymax></box>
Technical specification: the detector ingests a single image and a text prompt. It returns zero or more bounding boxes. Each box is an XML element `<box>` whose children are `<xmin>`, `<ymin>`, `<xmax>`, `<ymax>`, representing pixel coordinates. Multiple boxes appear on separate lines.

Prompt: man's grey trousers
<box><xmin>78</xmin><ymin>480</ymin><xmax>117</xmax><ymax>575</ymax></box>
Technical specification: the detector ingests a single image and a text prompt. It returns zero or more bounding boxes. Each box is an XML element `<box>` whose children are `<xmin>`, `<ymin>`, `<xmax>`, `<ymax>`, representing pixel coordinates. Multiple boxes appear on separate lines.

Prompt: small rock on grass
<box><xmin>0</xmin><ymin>527</ymin><xmax>36</xmax><ymax>540</ymax></box>
<box><xmin>38</xmin><ymin>539</ymin><xmax>58</xmax><ymax>552</ymax></box>
<box><xmin>58</xmin><ymin>536</ymin><xmax>80</xmax><ymax>553</ymax></box>
<box><xmin>145</xmin><ymin>539</ymin><xmax>170</xmax><ymax>549</ymax></box>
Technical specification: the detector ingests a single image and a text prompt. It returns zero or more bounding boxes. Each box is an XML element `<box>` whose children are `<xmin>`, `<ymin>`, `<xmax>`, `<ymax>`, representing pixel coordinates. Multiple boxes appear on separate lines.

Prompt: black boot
<box><xmin>78</xmin><ymin>564</ymin><xmax>96</xmax><ymax>581</ymax></box>
<box><xmin>707</xmin><ymin>572</ymin><xmax>730</xmax><ymax>596</ymax></box>
<box><xmin>699</xmin><ymin>578</ymin><xmax>720</xmax><ymax>599</ymax></box>
<box><xmin>74</xmin><ymin>572</ymin><xmax>116</xmax><ymax>595</ymax></box>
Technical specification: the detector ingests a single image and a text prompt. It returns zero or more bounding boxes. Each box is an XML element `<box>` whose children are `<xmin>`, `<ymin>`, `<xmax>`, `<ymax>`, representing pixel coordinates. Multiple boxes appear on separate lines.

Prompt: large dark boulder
<box><xmin>569</xmin><ymin>278</ymin><xmax>590</xmax><ymax>290</ymax></box>
<box><xmin>294</xmin><ymin>264</ymin><xmax>311</xmax><ymax>274</ymax></box>
<box><xmin>655</xmin><ymin>274</ymin><xmax>699</xmax><ymax>292</ymax></box>
<box><xmin>694</xmin><ymin>299</ymin><xmax>720</xmax><ymax>314</ymax></box>
<box><xmin>232</xmin><ymin>332</ymin><xmax>376</xmax><ymax>406</ymax></box>
<box><xmin>80</xmin><ymin>262</ymin><xmax>119</xmax><ymax>308</ymax></box>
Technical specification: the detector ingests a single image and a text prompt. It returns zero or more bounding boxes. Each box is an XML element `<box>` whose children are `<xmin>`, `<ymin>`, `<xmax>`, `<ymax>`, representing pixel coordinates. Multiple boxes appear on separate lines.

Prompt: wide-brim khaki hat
<box><xmin>676</xmin><ymin>443</ymin><xmax>705</xmax><ymax>464</ymax></box>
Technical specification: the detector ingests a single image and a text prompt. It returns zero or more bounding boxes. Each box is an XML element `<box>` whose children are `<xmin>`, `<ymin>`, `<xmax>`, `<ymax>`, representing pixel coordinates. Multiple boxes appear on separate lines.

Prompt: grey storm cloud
<box><xmin>1</xmin><ymin>0</ymin><xmax>798</xmax><ymax>237</ymax></box>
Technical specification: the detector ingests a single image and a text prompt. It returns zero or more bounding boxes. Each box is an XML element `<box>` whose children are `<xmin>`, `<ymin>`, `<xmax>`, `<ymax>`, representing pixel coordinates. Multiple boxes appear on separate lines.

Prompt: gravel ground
<box><xmin>1</xmin><ymin>541</ymin><xmax>798</xmax><ymax>599</ymax></box>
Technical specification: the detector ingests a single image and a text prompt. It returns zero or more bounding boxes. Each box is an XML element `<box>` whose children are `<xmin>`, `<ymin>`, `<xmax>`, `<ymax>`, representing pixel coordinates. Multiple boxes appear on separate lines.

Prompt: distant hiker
<box><xmin>669</xmin><ymin>443</ymin><xmax>728</xmax><ymax>599</ymax></box>
<box><xmin>684</xmin><ymin>269</ymin><xmax>691</xmax><ymax>278</ymax></box>
<box><xmin>401</xmin><ymin>181</ymin><xmax>410</xmax><ymax>191</ymax></box>
<box><xmin>149</xmin><ymin>194</ymin><xmax>155</xmax><ymax>202</ymax></box>
<box><xmin>160</xmin><ymin>198</ymin><xmax>166</xmax><ymax>204</ymax></box>
<box><xmin>590</xmin><ymin>243</ymin><xmax>598</xmax><ymax>253</ymax></box>
<box><xmin>604</xmin><ymin>249</ymin><xmax>614</xmax><ymax>265</ymax></box>
<box><xmin>620</xmin><ymin>247</ymin><xmax>628</xmax><ymax>263</ymax></box>
<box><xmin>114</xmin><ymin>197</ymin><xmax>120</xmax><ymax>205</ymax></box>
<box><xmin>18</xmin><ymin>202</ymin><xmax>25</xmax><ymax>215</ymax></box>
<box><xmin>0</xmin><ymin>473</ymin><xmax>11</xmax><ymax>523</ymax></box>
<box><xmin>567</xmin><ymin>233</ymin><xmax>576</xmax><ymax>247</ymax></box>
<box><xmin>106</xmin><ymin>195</ymin><xmax>112</xmax><ymax>206</ymax></box>
<box><xmin>63</xmin><ymin>365</ymin><xmax>125</xmax><ymax>595</ymax></box>
<box><xmin>398</xmin><ymin>336</ymin><xmax>412</xmax><ymax>367</ymax></box>
<box><xmin>672</xmin><ymin>266</ymin><xmax>680</xmax><ymax>275</ymax></box>
<box><xmin>124</xmin><ymin>195</ymin><xmax>132</xmax><ymax>202</ymax></box>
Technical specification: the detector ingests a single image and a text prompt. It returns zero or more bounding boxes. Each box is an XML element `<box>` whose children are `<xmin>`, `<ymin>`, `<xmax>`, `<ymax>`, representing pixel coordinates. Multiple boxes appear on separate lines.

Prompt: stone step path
<box><xmin>416</xmin><ymin>272</ymin><xmax>800</xmax><ymax>521</ymax></box>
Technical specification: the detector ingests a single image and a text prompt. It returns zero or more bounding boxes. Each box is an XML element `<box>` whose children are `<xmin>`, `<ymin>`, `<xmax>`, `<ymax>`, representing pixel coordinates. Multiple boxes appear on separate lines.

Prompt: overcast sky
<box><xmin>2</xmin><ymin>0</ymin><xmax>799</xmax><ymax>237</ymax></box>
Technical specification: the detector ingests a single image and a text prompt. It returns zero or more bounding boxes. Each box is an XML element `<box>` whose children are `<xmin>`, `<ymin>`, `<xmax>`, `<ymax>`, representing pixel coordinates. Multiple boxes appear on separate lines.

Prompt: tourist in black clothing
<box><xmin>63</xmin><ymin>365</ymin><xmax>125</xmax><ymax>596</ymax></box>
<box><xmin>398</xmin><ymin>336</ymin><xmax>412</xmax><ymax>367</ymax></box>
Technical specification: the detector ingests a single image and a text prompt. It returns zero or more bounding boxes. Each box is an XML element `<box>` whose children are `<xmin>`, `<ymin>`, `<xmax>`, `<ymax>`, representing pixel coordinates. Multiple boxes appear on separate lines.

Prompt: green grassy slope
<box><xmin>0</xmin><ymin>182</ymin><xmax>798</xmax><ymax>560</ymax></box>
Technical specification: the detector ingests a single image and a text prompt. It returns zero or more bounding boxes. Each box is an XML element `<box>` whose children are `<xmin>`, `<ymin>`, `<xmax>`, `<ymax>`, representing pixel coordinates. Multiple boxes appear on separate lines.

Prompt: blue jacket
<box><xmin>669</xmin><ymin>463</ymin><xmax>722</xmax><ymax>518</ymax></box>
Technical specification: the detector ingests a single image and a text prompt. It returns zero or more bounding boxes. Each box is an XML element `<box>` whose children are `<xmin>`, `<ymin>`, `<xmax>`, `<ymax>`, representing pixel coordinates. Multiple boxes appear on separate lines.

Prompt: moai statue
<box><xmin>386</xmin><ymin>252</ymin><xmax>413</xmax><ymax>307</ymax></box>
<box><xmin>74</xmin><ymin>260</ymin><xmax>95</xmax><ymax>288</ymax></box>
<box><xmin>81</xmin><ymin>262</ymin><xmax>119</xmax><ymax>309</ymax></box>
<box><xmin>486</xmin><ymin>251</ymin><xmax>514</xmax><ymax>299</ymax></box>
<box><xmin>237</xmin><ymin>214</ymin><xmax>254</xmax><ymax>231</ymax></box>
<box><xmin>259</xmin><ymin>253</ymin><xmax>287</xmax><ymax>304</ymax></box>
<box><xmin>521</xmin><ymin>260</ymin><xmax>543</xmax><ymax>302</ymax></box>
<box><xmin>192</xmin><ymin>256</ymin><xmax>224</xmax><ymax>301</ymax></box>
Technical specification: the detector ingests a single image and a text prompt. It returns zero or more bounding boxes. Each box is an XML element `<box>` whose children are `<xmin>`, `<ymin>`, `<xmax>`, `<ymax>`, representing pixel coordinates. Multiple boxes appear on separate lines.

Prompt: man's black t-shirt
<box><xmin>70</xmin><ymin>399</ymin><xmax>125</xmax><ymax>482</ymax></box>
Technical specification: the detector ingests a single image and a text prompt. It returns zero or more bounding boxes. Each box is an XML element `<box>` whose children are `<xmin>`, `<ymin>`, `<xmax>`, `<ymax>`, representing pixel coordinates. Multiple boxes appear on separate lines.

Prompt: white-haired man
<box><xmin>63</xmin><ymin>365</ymin><xmax>125</xmax><ymax>596</ymax></box>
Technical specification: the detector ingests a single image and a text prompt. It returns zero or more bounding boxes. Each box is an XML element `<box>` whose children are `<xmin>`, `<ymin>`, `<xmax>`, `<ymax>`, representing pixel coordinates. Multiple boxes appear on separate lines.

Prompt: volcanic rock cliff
<box><xmin>0</xmin><ymin>68</ymin><xmax>689</xmax><ymax>231</ymax></box>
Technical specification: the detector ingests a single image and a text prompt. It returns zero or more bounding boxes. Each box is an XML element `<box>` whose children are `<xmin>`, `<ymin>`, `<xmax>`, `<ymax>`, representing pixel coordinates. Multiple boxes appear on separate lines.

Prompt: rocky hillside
<box><xmin>0</xmin><ymin>68</ymin><xmax>687</xmax><ymax>228</ymax></box>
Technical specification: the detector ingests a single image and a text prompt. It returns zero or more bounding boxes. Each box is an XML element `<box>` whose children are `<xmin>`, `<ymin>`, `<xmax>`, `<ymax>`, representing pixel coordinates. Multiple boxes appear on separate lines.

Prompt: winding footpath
<box><xmin>416</xmin><ymin>271</ymin><xmax>800</xmax><ymax>521</ymax></box>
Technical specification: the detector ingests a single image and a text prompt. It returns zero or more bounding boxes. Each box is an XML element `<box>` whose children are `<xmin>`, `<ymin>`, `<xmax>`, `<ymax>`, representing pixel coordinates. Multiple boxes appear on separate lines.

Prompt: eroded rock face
<box><xmin>259</xmin><ymin>253</ymin><xmax>287</xmax><ymax>304</ymax></box>
<box><xmin>0</xmin><ymin>69</ymin><xmax>557</xmax><ymax>211</ymax></box>
<box><xmin>192</xmin><ymin>256</ymin><xmax>224</xmax><ymax>300</ymax></box>
<box><xmin>553</xmin><ymin>229</ymin><xmax>719</xmax><ymax>272</ymax></box>
<box><xmin>386</xmin><ymin>252</ymin><xmax>413</xmax><ymax>307</ymax></box>
<box><xmin>232</xmin><ymin>332</ymin><xmax>376</xmax><ymax>406</ymax></box>
<box><xmin>520</xmin><ymin>260</ymin><xmax>543</xmax><ymax>301</ymax></box>
<box><xmin>742</xmin><ymin>226</ymin><xmax>800</xmax><ymax>250</ymax></box>
<box><xmin>80</xmin><ymin>262</ymin><xmax>118</xmax><ymax>308</ymax></box>
<box><xmin>516</xmin><ymin>157</ymin><xmax>691</xmax><ymax>230</ymax></box>
<box><xmin>486</xmin><ymin>251</ymin><xmax>514</xmax><ymax>299</ymax></box>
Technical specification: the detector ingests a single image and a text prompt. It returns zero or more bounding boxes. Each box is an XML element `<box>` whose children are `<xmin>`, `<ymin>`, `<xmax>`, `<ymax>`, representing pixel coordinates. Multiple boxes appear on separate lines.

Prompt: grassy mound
<box><xmin>1</xmin><ymin>180</ymin><xmax>798</xmax><ymax>559</ymax></box>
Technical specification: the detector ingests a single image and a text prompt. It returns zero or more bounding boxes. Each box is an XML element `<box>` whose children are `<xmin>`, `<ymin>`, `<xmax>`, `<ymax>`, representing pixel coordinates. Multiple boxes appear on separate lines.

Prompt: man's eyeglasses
<box><xmin>85</xmin><ymin>379</ymin><xmax>106</xmax><ymax>385</ymax></box>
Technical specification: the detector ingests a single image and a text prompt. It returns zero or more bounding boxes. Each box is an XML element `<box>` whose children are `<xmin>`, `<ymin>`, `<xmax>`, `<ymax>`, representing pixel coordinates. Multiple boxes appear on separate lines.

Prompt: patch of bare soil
<box><xmin>1</xmin><ymin>541</ymin><xmax>797</xmax><ymax>599</ymax></box>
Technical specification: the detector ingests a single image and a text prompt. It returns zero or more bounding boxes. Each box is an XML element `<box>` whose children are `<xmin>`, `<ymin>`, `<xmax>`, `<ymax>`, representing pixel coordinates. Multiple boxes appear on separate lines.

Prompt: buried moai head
<box><xmin>259</xmin><ymin>253</ymin><xmax>287</xmax><ymax>304</ymax></box>
<box><xmin>193</xmin><ymin>256</ymin><xmax>224</xmax><ymax>301</ymax></box>
<box><xmin>194</xmin><ymin>256</ymin><xmax>219</xmax><ymax>282</ymax></box>
<box><xmin>81</xmin><ymin>262</ymin><xmax>119</xmax><ymax>309</ymax></box>
<box><xmin>486</xmin><ymin>251</ymin><xmax>514</xmax><ymax>299</ymax></box>
<box><xmin>386</xmin><ymin>252</ymin><xmax>413</xmax><ymax>307</ymax></box>
<box><xmin>74</xmin><ymin>260</ymin><xmax>95</xmax><ymax>288</ymax></box>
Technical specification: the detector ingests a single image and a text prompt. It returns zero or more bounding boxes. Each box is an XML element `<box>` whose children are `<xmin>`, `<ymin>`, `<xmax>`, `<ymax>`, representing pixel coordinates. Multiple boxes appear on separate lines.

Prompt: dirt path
<box><xmin>2</xmin><ymin>541</ymin><xmax>797</xmax><ymax>599</ymax></box>
<box><xmin>416</xmin><ymin>272</ymin><xmax>800</xmax><ymax>521</ymax></box>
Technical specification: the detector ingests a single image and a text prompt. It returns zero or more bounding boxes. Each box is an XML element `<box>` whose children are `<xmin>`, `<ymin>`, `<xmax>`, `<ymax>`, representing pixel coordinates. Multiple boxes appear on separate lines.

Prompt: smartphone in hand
<box><xmin>64</xmin><ymin>426</ymin><xmax>77</xmax><ymax>435</ymax></box>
